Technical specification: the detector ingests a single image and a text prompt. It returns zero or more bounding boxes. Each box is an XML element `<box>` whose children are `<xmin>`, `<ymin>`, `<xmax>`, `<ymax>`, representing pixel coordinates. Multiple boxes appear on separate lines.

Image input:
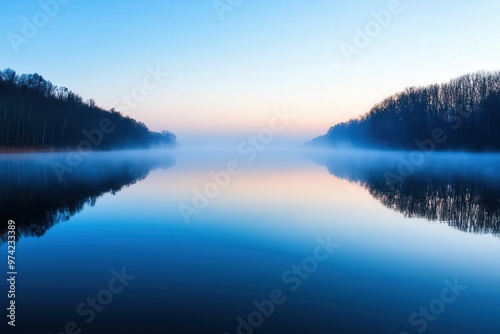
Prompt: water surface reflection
<box><xmin>310</xmin><ymin>150</ymin><xmax>500</xmax><ymax>236</ymax></box>
<box><xmin>0</xmin><ymin>150</ymin><xmax>175</xmax><ymax>242</ymax></box>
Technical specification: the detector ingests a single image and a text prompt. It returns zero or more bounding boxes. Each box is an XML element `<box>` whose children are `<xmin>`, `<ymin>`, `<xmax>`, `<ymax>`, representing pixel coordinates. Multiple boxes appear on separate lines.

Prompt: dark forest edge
<box><xmin>308</xmin><ymin>71</ymin><xmax>500</xmax><ymax>151</ymax></box>
<box><xmin>0</xmin><ymin>68</ymin><xmax>176</xmax><ymax>152</ymax></box>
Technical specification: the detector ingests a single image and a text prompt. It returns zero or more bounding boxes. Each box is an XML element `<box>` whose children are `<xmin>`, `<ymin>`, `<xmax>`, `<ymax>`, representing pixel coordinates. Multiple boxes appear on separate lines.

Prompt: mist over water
<box><xmin>1</xmin><ymin>148</ymin><xmax>500</xmax><ymax>334</ymax></box>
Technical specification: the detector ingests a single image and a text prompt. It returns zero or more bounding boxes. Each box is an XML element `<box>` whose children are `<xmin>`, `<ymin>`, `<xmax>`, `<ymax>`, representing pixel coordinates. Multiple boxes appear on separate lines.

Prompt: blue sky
<box><xmin>1</xmin><ymin>0</ymin><xmax>500</xmax><ymax>145</ymax></box>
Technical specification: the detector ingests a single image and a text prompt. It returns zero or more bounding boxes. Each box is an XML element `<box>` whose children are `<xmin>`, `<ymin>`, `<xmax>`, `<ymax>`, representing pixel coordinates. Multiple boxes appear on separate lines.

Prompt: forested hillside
<box><xmin>310</xmin><ymin>72</ymin><xmax>500</xmax><ymax>151</ymax></box>
<box><xmin>0</xmin><ymin>68</ymin><xmax>176</xmax><ymax>151</ymax></box>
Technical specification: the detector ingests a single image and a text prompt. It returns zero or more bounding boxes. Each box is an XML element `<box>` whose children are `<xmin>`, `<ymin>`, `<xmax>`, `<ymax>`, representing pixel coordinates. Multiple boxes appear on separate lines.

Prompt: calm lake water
<box><xmin>1</xmin><ymin>149</ymin><xmax>499</xmax><ymax>334</ymax></box>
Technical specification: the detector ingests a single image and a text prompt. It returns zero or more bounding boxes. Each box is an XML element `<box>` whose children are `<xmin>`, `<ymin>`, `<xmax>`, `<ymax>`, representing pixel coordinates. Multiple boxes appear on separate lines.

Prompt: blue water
<box><xmin>1</xmin><ymin>149</ymin><xmax>499</xmax><ymax>334</ymax></box>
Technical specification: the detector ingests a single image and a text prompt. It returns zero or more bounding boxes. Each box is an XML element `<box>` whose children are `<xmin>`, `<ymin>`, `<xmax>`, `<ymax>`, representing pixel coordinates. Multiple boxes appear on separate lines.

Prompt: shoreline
<box><xmin>0</xmin><ymin>146</ymin><xmax>176</xmax><ymax>154</ymax></box>
<box><xmin>0</xmin><ymin>147</ymin><xmax>61</xmax><ymax>154</ymax></box>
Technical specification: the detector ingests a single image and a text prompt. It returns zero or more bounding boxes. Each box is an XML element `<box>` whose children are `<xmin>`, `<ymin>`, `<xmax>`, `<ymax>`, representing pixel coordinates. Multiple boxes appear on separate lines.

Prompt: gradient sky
<box><xmin>1</xmin><ymin>0</ymin><xmax>500</xmax><ymax>145</ymax></box>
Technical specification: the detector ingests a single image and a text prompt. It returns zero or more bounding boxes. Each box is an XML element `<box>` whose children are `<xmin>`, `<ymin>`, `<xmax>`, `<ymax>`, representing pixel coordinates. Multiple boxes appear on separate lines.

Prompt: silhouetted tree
<box><xmin>0</xmin><ymin>68</ymin><xmax>177</xmax><ymax>150</ymax></box>
<box><xmin>309</xmin><ymin>71</ymin><xmax>500</xmax><ymax>151</ymax></box>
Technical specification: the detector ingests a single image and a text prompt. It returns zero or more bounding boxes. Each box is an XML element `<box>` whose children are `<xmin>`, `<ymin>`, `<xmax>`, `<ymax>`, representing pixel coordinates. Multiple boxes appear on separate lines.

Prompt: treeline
<box><xmin>0</xmin><ymin>68</ymin><xmax>176</xmax><ymax>150</ymax></box>
<box><xmin>310</xmin><ymin>72</ymin><xmax>500</xmax><ymax>151</ymax></box>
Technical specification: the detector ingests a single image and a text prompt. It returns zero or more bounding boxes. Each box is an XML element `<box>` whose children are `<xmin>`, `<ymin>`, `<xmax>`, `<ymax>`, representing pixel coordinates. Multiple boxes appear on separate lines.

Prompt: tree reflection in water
<box><xmin>0</xmin><ymin>151</ymin><xmax>175</xmax><ymax>242</ymax></box>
